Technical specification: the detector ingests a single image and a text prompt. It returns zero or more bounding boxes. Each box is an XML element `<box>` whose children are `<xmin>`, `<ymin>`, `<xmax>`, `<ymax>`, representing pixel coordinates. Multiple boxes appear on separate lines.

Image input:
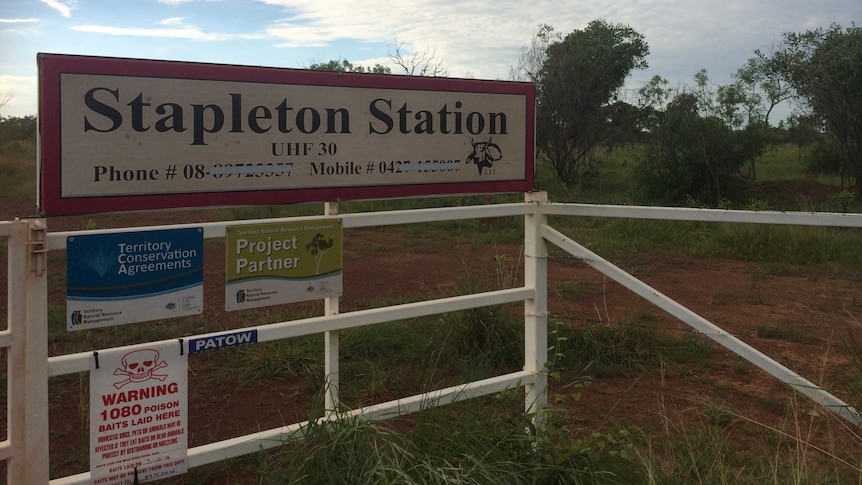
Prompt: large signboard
<box><xmin>66</xmin><ymin>228</ymin><xmax>204</xmax><ymax>330</ymax></box>
<box><xmin>38</xmin><ymin>54</ymin><xmax>535</xmax><ymax>216</ymax></box>
<box><xmin>90</xmin><ymin>342</ymin><xmax>188</xmax><ymax>484</ymax></box>
<box><xmin>225</xmin><ymin>219</ymin><xmax>342</xmax><ymax>311</ymax></box>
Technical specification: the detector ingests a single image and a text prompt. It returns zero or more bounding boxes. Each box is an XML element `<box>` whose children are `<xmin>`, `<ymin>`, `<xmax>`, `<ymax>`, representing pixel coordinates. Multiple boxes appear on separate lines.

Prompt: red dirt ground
<box><xmin>2</xmin><ymin>181</ymin><xmax>861</xmax><ymax>482</ymax></box>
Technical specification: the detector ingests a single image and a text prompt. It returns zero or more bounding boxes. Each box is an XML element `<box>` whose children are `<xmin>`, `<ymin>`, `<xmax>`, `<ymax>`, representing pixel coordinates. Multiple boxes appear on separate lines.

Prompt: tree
<box><xmin>388</xmin><ymin>40</ymin><xmax>448</xmax><ymax>77</ymax></box>
<box><xmin>307</xmin><ymin>58</ymin><xmax>391</xmax><ymax>74</ymax></box>
<box><xmin>509</xmin><ymin>24</ymin><xmax>560</xmax><ymax>82</ymax></box>
<box><xmin>786</xmin><ymin>113</ymin><xmax>823</xmax><ymax>152</ymax></box>
<box><xmin>536</xmin><ymin>20</ymin><xmax>649</xmax><ymax>189</ymax></box>
<box><xmin>636</xmin><ymin>90</ymin><xmax>765</xmax><ymax>206</ymax></box>
<box><xmin>605</xmin><ymin>100</ymin><xmax>646</xmax><ymax>146</ymax></box>
<box><xmin>734</xmin><ymin>44</ymin><xmax>796</xmax><ymax>129</ymax></box>
<box><xmin>716</xmin><ymin>44</ymin><xmax>797</xmax><ymax>180</ymax></box>
<box><xmin>0</xmin><ymin>114</ymin><xmax>37</xmax><ymax>143</ymax></box>
<box><xmin>636</xmin><ymin>75</ymin><xmax>672</xmax><ymax>119</ymax></box>
<box><xmin>684</xmin><ymin>69</ymin><xmax>752</xmax><ymax>130</ymax></box>
<box><xmin>633</xmin><ymin>75</ymin><xmax>674</xmax><ymax>140</ymax></box>
<box><xmin>779</xmin><ymin>24</ymin><xmax>862</xmax><ymax>190</ymax></box>
<box><xmin>676</xmin><ymin>69</ymin><xmax>775</xmax><ymax>181</ymax></box>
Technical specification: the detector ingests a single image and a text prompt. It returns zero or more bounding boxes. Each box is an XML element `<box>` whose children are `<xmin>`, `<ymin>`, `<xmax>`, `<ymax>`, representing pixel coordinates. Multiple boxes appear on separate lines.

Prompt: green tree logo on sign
<box><xmin>305</xmin><ymin>233</ymin><xmax>335</xmax><ymax>275</ymax></box>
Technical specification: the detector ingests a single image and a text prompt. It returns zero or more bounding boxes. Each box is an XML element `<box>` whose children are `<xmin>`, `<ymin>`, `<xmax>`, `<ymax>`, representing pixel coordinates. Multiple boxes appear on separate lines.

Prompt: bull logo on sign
<box><xmin>466</xmin><ymin>137</ymin><xmax>502</xmax><ymax>175</ymax></box>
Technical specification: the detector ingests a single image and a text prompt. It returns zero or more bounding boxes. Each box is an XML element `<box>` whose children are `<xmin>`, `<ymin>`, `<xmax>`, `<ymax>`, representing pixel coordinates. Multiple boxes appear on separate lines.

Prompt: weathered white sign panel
<box><xmin>38</xmin><ymin>54</ymin><xmax>535</xmax><ymax>215</ymax></box>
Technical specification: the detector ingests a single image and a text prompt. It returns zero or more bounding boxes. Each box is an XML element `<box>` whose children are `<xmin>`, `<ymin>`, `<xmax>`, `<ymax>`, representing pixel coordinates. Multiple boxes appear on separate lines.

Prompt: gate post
<box><xmin>323</xmin><ymin>202</ymin><xmax>340</xmax><ymax>414</ymax></box>
<box><xmin>524</xmin><ymin>192</ymin><xmax>548</xmax><ymax>431</ymax></box>
<box><xmin>7</xmin><ymin>219</ymin><xmax>49</xmax><ymax>484</ymax></box>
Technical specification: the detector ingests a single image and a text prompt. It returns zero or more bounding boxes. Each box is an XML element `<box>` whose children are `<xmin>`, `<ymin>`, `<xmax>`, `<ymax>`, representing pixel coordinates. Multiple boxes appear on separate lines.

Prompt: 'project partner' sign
<box><xmin>225</xmin><ymin>219</ymin><xmax>342</xmax><ymax>310</ymax></box>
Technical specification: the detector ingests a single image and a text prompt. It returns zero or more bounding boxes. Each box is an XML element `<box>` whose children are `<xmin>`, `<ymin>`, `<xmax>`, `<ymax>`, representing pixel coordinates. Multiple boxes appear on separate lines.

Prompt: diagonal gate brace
<box><xmin>541</xmin><ymin>224</ymin><xmax>862</xmax><ymax>428</ymax></box>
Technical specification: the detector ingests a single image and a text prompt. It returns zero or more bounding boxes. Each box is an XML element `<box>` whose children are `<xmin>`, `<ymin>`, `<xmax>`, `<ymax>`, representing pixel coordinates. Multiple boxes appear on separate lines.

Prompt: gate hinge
<box><xmin>28</xmin><ymin>219</ymin><xmax>47</xmax><ymax>277</ymax></box>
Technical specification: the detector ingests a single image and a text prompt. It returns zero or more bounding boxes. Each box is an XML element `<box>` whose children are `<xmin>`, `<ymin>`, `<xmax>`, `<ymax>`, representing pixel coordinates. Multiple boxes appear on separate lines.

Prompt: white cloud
<box><xmin>71</xmin><ymin>21</ymin><xmax>263</xmax><ymax>42</ymax></box>
<box><xmin>71</xmin><ymin>24</ymin><xmax>218</xmax><ymax>41</ymax></box>
<box><xmin>159</xmin><ymin>17</ymin><xmax>187</xmax><ymax>26</ymax></box>
<box><xmin>158</xmin><ymin>0</ymin><xmax>225</xmax><ymax>5</ymax></box>
<box><xmin>0</xmin><ymin>18</ymin><xmax>39</xmax><ymax>24</ymax></box>
<box><xmin>255</xmin><ymin>0</ymin><xmax>859</xmax><ymax>84</ymax></box>
<box><xmin>265</xmin><ymin>21</ymin><xmax>374</xmax><ymax>48</ymax></box>
<box><xmin>257</xmin><ymin>0</ymin><xmax>587</xmax><ymax>78</ymax></box>
<box><xmin>39</xmin><ymin>0</ymin><xmax>74</xmax><ymax>19</ymax></box>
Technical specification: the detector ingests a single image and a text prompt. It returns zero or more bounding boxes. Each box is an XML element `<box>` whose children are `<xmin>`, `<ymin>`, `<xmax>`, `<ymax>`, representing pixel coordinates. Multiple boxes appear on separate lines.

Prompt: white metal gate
<box><xmin>4</xmin><ymin>195</ymin><xmax>862</xmax><ymax>484</ymax></box>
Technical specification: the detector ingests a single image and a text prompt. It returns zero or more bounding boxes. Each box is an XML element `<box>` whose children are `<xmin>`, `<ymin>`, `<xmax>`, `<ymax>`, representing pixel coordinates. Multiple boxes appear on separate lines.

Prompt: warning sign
<box><xmin>89</xmin><ymin>342</ymin><xmax>188</xmax><ymax>484</ymax></box>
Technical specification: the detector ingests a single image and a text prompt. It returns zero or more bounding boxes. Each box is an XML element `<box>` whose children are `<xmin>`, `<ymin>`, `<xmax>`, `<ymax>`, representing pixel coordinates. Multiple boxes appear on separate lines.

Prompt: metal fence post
<box><xmin>7</xmin><ymin>219</ymin><xmax>49</xmax><ymax>484</ymax></box>
<box><xmin>524</xmin><ymin>192</ymin><xmax>548</xmax><ymax>431</ymax></box>
<box><xmin>324</xmin><ymin>202</ymin><xmax>340</xmax><ymax>414</ymax></box>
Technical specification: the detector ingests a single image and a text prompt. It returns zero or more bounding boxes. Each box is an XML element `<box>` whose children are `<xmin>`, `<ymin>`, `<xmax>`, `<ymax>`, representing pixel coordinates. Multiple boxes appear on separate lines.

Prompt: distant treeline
<box><xmin>0</xmin><ymin>115</ymin><xmax>36</xmax><ymax>142</ymax></box>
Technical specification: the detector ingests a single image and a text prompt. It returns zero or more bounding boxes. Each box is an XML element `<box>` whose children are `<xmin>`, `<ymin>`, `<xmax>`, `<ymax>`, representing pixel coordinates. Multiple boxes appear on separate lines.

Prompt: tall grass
<box><xmin>630</xmin><ymin>396</ymin><xmax>862</xmax><ymax>485</ymax></box>
<box><xmin>549</xmin><ymin>320</ymin><xmax>711</xmax><ymax>378</ymax></box>
<box><xmin>0</xmin><ymin>138</ymin><xmax>37</xmax><ymax>201</ymax></box>
<box><xmin>337</xmin><ymin>279</ymin><xmax>525</xmax><ymax>403</ymax></box>
<box><xmin>245</xmin><ymin>393</ymin><xmax>640</xmax><ymax>485</ymax></box>
<box><xmin>755</xmin><ymin>143</ymin><xmax>813</xmax><ymax>182</ymax></box>
<box><xmin>544</xmin><ymin>217</ymin><xmax>862</xmax><ymax>278</ymax></box>
<box><xmin>172</xmin><ymin>399</ymin><xmax>862</xmax><ymax>484</ymax></box>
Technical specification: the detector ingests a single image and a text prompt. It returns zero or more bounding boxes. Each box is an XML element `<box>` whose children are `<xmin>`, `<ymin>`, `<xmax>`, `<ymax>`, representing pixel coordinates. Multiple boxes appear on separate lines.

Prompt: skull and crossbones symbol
<box><xmin>113</xmin><ymin>349</ymin><xmax>168</xmax><ymax>389</ymax></box>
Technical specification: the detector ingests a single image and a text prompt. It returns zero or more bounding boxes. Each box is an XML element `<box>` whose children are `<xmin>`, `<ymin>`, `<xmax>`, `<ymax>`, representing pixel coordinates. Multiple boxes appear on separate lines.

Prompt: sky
<box><xmin>0</xmin><ymin>0</ymin><xmax>859</xmax><ymax>119</ymax></box>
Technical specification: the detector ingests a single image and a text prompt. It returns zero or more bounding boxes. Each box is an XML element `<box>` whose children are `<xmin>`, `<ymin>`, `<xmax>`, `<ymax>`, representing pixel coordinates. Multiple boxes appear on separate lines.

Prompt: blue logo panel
<box><xmin>67</xmin><ymin>228</ymin><xmax>204</xmax><ymax>300</ymax></box>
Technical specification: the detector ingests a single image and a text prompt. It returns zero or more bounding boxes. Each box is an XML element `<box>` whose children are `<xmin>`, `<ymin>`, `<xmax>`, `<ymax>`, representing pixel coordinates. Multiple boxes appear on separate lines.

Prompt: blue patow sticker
<box><xmin>188</xmin><ymin>329</ymin><xmax>258</xmax><ymax>354</ymax></box>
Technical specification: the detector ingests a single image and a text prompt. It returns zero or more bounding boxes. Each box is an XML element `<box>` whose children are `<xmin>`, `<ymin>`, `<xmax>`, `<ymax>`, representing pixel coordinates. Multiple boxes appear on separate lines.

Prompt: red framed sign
<box><xmin>38</xmin><ymin>54</ymin><xmax>535</xmax><ymax>216</ymax></box>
